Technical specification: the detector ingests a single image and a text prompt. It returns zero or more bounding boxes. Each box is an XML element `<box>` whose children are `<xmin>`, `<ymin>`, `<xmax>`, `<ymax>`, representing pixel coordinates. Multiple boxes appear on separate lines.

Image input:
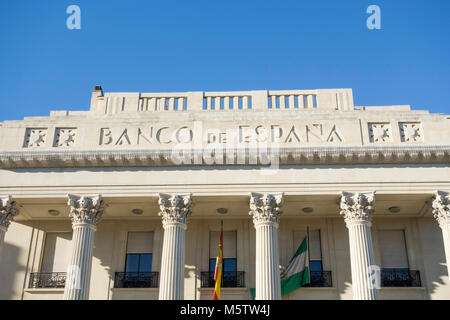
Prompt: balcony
<box><xmin>114</xmin><ymin>272</ymin><xmax>159</xmax><ymax>288</ymax></box>
<box><xmin>29</xmin><ymin>272</ymin><xmax>66</xmax><ymax>288</ymax></box>
<box><xmin>381</xmin><ymin>268</ymin><xmax>421</xmax><ymax>287</ymax></box>
<box><xmin>200</xmin><ymin>271</ymin><xmax>245</xmax><ymax>288</ymax></box>
<box><xmin>303</xmin><ymin>271</ymin><xmax>333</xmax><ymax>287</ymax></box>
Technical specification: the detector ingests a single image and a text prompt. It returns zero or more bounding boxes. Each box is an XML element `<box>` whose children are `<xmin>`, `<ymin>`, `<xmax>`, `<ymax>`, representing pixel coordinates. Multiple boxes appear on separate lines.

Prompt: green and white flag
<box><xmin>281</xmin><ymin>236</ymin><xmax>310</xmax><ymax>295</ymax></box>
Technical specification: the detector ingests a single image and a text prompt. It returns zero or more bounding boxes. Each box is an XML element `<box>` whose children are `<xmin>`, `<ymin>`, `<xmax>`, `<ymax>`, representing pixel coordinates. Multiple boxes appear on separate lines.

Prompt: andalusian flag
<box><xmin>212</xmin><ymin>222</ymin><xmax>223</xmax><ymax>300</ymax></box>
<box><xmin>280</xmin><ymin>236</ymin><xmax>310</xmax><ymax>295</ymax></box>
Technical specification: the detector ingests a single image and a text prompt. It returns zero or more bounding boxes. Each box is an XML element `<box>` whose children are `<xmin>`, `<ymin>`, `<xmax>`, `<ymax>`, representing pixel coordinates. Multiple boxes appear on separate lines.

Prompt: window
<box><xmin>292</xmin><ymin>229</ymin><xmax>332</xmax><ymax>287</ymax></box>
<box><xmin>378</xmin><ymin>230</ymin><xmax>409</xmax><ymax>269</ymax></box>
<box><xmin>125</xmin><ymin>232</ymin><xmax>153</xmax><ymax>273</ymax></box>
<box><xmin>209</xmin><ymin>257</ymin><xmax>237</xmax><ymax>274</ymax></box>
<box><xmin>293</xmin><ymin>229</ymin><xmax>322</xmax><ymax>270</ymax></box>
<box><xmin>114</xmin><ymin>231</ymin><xmax>157</xmax><ymax>288</ymax></box>
<box><xmin>125</xmin><ymin>253</ymin><xmax>152</xmax><ymax>273</ymax></box>
<box><xmin>378</xmin><ymin>230</ymin><xmax>421</xmax><ymax>287</ymax></box>
<box><xmin>202</xmin><ymin>230</ymin><xmax>244</xmax><ymax>288</ymax></box>
<box><xmin>41</xmin><ymin>232</ymin><xmax>72</xmax><ymax>273</ymax></box>
<box><xmin>209</xmin><ymin>231</ymin><xmax>237</xmax><ymax>274</ymax></box>
<box><xmin>29</xmin><ymin>232</ymin><xmax>72</xmax><ymax>288</ymax></box>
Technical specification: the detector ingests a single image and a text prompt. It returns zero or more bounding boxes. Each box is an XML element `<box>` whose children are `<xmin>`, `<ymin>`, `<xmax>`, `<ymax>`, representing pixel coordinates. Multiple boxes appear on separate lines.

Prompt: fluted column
<box><xmin>249</xmin><ymin>192</ymin><xmax>283</xmax><ymax>300</ymax></box>
<box><xmin>340</xmin><ymin>192</ymin><xmax>378</xmax><ymax>300</ymax></box>
<box><xmin>158</xmin><ymin>193</ymin><xmax>192</xmax><ymax>300</ymax></box>
<box><xmin>432</xmin><ymin>191</ymin><xmax>450</xmax><ymax>277</ymax></box>
<box><xmin>0</xmin><ymin>196</ymin><xmax>19</xmax><ymax>263</ymax></box>
<box><xmin>64</xmin><ymin>194</ymin><xmax>105</xmax><ymax>300</ymax></box>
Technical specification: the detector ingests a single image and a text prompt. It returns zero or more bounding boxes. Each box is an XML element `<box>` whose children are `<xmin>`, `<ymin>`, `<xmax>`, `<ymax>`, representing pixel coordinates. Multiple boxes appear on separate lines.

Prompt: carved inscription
<box><xmin>98</xmin><ymin>123</ymin><xmax>343</xmax><ymax>146</ymax></box>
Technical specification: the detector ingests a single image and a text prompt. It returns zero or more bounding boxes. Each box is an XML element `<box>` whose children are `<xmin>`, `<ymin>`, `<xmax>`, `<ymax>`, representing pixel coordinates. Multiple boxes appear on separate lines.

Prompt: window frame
<box><xmin>124</xmin><ymin>253</ymin><xmax>153</xmax><ymax>273</ymax></box>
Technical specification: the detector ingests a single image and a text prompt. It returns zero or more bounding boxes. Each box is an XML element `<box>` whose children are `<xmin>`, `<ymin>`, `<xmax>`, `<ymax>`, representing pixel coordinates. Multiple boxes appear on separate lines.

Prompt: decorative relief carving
<box><xmin>340</xmin><ymin>192</ymin><xmax>375</xmax><ymax>226</ymax></box>
<box><xmin>158</xmin><ymin>193</ymin><xmax>192</xmax><ymax>226</ymax></box>
<box><xmin>368</xmin><ymin>123</ymin><xmax>391</xmax><ymax>143</ymax></box>
<box><xmin>399</xmin><ymin>122</ymin><xmax>423</xmax><ymax>142</ymax></box>
<box><xmin>249</xmin><ymin>192</ymin><xmax>283</xmax><ymax>226</ymax></box>
<box><xmin>24</xmin><ymin>128</ymin><xmax>47</xmax><ymax>148</ymax></box>
<box><xmin>432</xmin><ymin>191</ymin><xmax>450</xmax><ymax>227</ymax></box>
<box><xmin>0</xmin><ymin>196</ymin><xmax>19</xmax><ymax>231</ymax></box>
<box><xmin>54</xmin><ymin>128</ymin><xmax>76</xmax><ymax>147</ymax></box>
<box><xmin>67</xmin><ymin>194</ymin><xmax>105</xmax><ymax>227</ymax></box>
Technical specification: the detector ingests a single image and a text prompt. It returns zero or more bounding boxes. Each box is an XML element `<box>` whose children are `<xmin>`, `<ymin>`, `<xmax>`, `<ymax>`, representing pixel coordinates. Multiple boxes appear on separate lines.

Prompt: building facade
<box><xmin>0</xmin><ymin>87</ymin><xmax>449</xmax><ymax>300</ymax></box>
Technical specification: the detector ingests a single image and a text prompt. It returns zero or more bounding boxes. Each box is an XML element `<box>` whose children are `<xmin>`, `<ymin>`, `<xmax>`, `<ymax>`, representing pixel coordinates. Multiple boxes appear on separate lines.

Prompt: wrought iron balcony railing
<box><xmin>200</xmin><ymin>271</ymin><xmax>245</xmax><ymax>288</ymax></box>
<box><xmin>29</xmin><ymin>272</ymin><xmax>66</xmax><ymax>288</ymax></box>
<box><xmin>303</xmin><ymin>271</ymin><xmax>333</xmax><ymax>287</ymax></box>
<box><xmin>114</xmin><ymin>272</ymin><xmax>159</xmax><ymax>288</ymax></box>
<box><xmin>381</xmin><ymin>268</ymin><xmax>421</xmax><ymax>287</ymax></box>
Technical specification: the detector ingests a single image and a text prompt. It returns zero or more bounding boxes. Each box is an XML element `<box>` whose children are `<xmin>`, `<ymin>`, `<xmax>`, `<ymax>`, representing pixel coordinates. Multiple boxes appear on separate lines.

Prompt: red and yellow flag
<box><xmin>213</xmin><ymin>222</ymin><xmax>223</xmax><ymax>300</ymax></box>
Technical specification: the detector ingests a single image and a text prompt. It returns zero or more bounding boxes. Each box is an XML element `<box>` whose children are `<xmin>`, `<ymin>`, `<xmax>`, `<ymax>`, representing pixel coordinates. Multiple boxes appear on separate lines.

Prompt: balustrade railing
<box><xmin>200</xmin><ymin>271</ymin><xmax>245</xmax><ymax>288</ymax></box>
<box><xmin>139</xmin><ymin>97</ymin><xmax>187</xmax><ymax>111</ymax></box>
<box><xmin>381</xmin><ymin>268</ymin><xmax>421</xmax><ymax>287</ymax></box>
<box><xmin>92</xmin><ymin>89</ymin><xmax>354</xmax><ymax>114</ymax></box>
<box><xmin>114</xmin><ymin>272</ymin><xmax>159</xmax><ymax>288</ymax></box>
<box><xmin>303</xmin><ymin>271</ymin><xmax>333</xmax><ymax>287</ymax></box>
<box><xmin>29</xmin><ymin>272</ymin><xmax>66</xmax><ymax>288</ymax></box>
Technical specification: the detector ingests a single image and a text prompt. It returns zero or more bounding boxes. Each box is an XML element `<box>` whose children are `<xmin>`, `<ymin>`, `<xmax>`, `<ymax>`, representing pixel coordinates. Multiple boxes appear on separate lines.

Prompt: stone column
<box><xmin>0</xmin><ymin>196</ymin><xmax>19</xmax><ymax>263</ymax></box>
<box><xmin>158</xmin><ymin>193</ymin><xmax>192</xmax><ymax>300</ymax></box>
<box><xmin>249</xmin><ymin>192</ymin><xmax>283</xmax><ymax>300</ymax></box>
<box><xmin>432</xmin><ymin>191</ymin><xmax>450</xmax><ymax>277</ymax></box>
<box><xmin>340</xmin><ymin>192</ymin><xmax>378</xmax><ymax>300</ymax></box>
<box><xmin>64</xmin><ymin>194</ymin><xmax>105</xmax><ymax>300</ymax></box>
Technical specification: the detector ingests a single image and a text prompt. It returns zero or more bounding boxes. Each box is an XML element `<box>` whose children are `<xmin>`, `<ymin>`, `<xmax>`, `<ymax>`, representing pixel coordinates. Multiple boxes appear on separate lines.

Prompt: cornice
<box><xmin>0</xmin><ymin>145</ymin><xmax>449</xmax><ymax>169</ymax></box>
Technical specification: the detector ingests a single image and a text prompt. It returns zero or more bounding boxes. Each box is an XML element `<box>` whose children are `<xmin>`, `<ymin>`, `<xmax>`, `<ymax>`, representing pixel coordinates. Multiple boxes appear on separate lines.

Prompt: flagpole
<box><xmin>213</xmin><ymin>220</ymin><xmax>224</xmax><ymax>300</ymax></box>
<box><xmin>220</xmin><ymin>220</ymin><xmax>223</xmax><ymax>293</ymax></box>
<box><xmin>307</xmin><ymin>225</ymin><xmax>311</xmax><ymax>283</ymax></box>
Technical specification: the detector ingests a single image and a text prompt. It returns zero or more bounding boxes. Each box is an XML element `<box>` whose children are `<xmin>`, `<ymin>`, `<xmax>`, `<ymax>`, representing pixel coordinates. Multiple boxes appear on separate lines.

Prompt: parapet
<box><xmin>89</xmin><ymin>87</ymin><xmax>355</xmax><ymax>114</ymax></box>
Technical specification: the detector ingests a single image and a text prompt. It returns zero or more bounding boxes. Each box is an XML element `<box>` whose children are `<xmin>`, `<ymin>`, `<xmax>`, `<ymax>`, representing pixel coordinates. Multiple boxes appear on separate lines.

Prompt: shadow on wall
<box><xmin>92</xmin><ymin>223</ymin><xmax>115</xmax><ymax>300</ymax></box>
<box><xmin>426</xmin><ymin>244</ymin><xmax>448</xmax><ymax>297</ymax></box>
<box><xmin>431</xmin><ymin>262</ymin><xmax>448</xmax><ymax>297</ymax></box>
<box><xmin>342</xmin><ymin>281</ymin><xmax>352</xmax><ymax>300</ymax></box>
<box><xmin>0</xmin><ymin>242</ymin><xmax>23</xmax><ymax>300</ymax></box>
<box><xmin>417</xmin><ymin>219</ymin><xmax>448</xmax><ymax>298</ymax></box>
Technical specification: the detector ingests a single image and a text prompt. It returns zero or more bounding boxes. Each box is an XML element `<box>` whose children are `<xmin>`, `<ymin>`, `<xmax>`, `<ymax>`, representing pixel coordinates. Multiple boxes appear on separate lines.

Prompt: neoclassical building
<box><xmin>0</xmin><ymin>87</ymin><xmax>449</xmax><ymax>300</ymax></box>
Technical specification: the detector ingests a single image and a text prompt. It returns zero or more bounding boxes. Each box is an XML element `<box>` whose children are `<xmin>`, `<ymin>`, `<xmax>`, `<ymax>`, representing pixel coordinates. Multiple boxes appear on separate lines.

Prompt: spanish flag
<box><xmin>213</xmin><ymin>221</ymin><xmax>223</xmax><ymax>300</ymax></box>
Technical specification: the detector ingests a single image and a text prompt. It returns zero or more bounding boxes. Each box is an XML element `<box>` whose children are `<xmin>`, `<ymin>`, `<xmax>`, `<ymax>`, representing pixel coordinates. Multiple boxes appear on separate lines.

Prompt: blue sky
<box><xmin>0</xmin><ymin>0</ymin><xmax>449</xmax><ymax>121</ymax></box>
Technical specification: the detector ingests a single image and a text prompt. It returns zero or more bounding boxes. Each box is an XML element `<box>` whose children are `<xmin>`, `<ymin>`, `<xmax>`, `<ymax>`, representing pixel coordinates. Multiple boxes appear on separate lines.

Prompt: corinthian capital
<box><xmin>158</xmin><ymin>193</ymin><xmax>192</xmax><ymax>226</ymax></box>
<box><xmin>0</xmin><ymin>196</ymin><xmax>19</xmax><ymax>231</ymax></box>
<box><xmin>432</xmin><ymin>191</ymin><xmax>450</xmax><ymax>227</ymax></box>
<box><xmin>67</xmin><ymin>194</ymin><xmax>105</xmax><ymax>227</ymax></box>
<box><xmin>249</xmin><ymin>192</ymin><xmax>283</xmax><ymax>226</ymax></box>
<box><xmin>340</xmin><ymin>192</ymin><xmax>375</xmax><ymax>226</ymax></box>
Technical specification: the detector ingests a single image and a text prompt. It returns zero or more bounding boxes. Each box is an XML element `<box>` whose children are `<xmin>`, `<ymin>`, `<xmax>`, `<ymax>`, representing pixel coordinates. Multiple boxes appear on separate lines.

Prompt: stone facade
<box><xmin>0</xmin><ymin>87</ymin><xmax>449</xmax><ymax>300</ymax></box>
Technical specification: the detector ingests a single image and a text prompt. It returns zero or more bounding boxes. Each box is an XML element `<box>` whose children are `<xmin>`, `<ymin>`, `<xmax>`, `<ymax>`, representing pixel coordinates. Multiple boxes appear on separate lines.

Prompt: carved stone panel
<box><xmin>399</xmin><ymin>122</ymin><xmax>423</xmax><ymax>142</ymax></box>
<box><xmin>54</xmin><ymin>128</ymin><xmax>77</xmax><ymax>147</ymax></box>
<box><xmin>24</xmin><ymin>128</ymin><xmax>47</xmax><ymax>148</ymax></box>
<box><xmin>368</xmin><ymin>123</ymin><xmax>392</xmax><ymax>143</ymax></box>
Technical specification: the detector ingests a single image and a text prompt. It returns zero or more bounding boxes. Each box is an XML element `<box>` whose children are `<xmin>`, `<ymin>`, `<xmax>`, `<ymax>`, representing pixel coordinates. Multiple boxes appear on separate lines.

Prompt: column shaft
<box><xmin>249</xmin><ymin>192</ymin><xmax>283</xmax><ymax>300</ymax></box>
<box><xmin>340</xmin><ymin>191</ymin><xmax>378</xmax><ymax>300</ymax></box>
<box><xmin>157</xmin><ymin>193</ymin><xmax>191</xmax><ymax>300</ymax></box>
<box><xmin>64</xmin><ymin>224</ymin><xmax>95</xmax><ymax>300</ymax></box>
<box><xmin>0</xmin><ymin>196</ymin><xmax>19</xmax><ymax>265</ymax></box>
<box><xmin>64</xmin><ymin>194</ymin><xmax>104</xmax><ymax>300</ymax></box>
<box><xmin>441</xmin><ymin>223</ymin><xmax>450</xmax><ymax>277</ymax></box>
<box><xmin>347</xmin><ymin>222</ymin><xmax>378</xmax><ymax>300</ymax></box>
<box><xmin>159</xmin><ymin>224</ymin><xmax>186</xmax><ymax>300</ymax></box>
<box><xmin>432</xmin><ymin>191</ymin><xmax>450</xmax><ymax>277</ymax></box>
<box><xmin>0</xmin><ymin>228</ymin><xmax>5</xmax><ymax>263</ymax></box>
<box><xmin>255</xmin><ymin>223</ymin><xmax>281</xmax><ymax>300</ymax></box>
